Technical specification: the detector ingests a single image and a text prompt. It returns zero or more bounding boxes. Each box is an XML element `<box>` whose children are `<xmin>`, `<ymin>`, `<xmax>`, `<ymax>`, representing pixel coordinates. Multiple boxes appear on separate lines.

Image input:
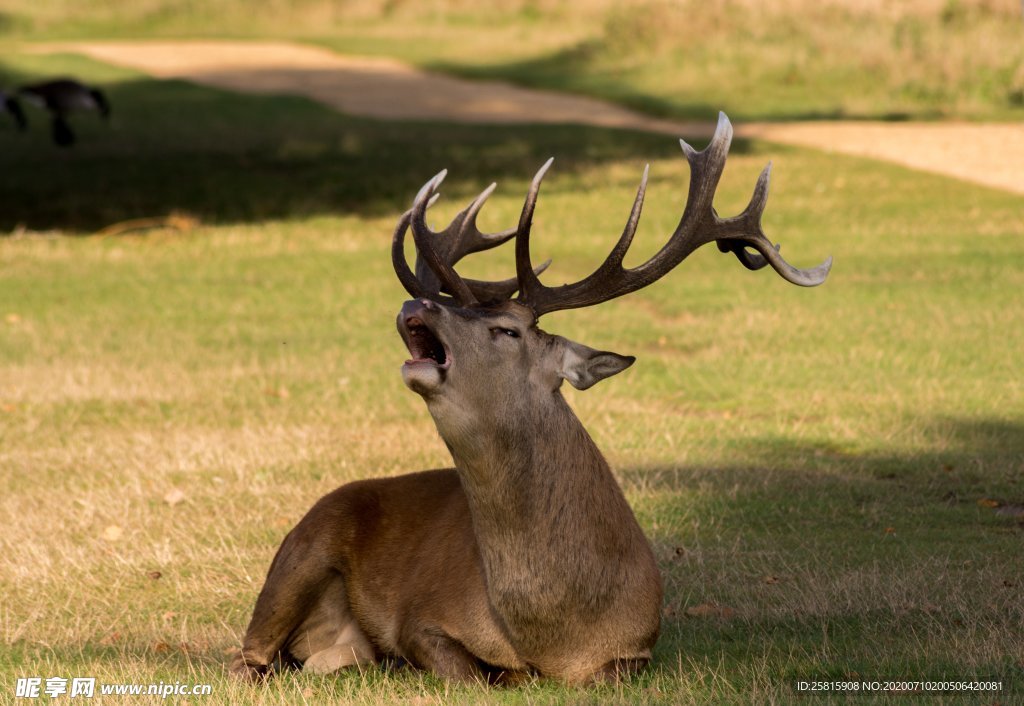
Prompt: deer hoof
<box><xmin>228</xmin><ymin>654</ymin><xmax>270</xmax><ymax>683</ymax></box>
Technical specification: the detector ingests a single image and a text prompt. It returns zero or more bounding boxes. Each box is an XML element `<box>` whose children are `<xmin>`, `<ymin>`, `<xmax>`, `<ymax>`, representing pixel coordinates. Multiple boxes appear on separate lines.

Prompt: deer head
<box><xmin>393</xmin><ymin>113</ymin><xmax>831</xmax><ymax>443</ymax></box>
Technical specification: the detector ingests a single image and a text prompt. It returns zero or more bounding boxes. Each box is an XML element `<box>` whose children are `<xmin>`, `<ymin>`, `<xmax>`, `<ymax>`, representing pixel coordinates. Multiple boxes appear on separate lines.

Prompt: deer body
<box><xmin>234</xmin><ymin>300</ymin><xmax>661</xmax><ymax>683</ymax></box>
<box><xmin>232</xmin><ymin>113</ymin><xmax>830</xmax><ymax>684</ymax></box>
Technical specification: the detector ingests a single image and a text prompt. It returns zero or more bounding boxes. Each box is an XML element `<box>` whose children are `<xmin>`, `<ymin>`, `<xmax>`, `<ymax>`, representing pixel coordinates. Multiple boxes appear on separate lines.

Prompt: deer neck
<box><xmin>429</xmin><ymin>390</ymin><xmax>644</xmax><ymax>649</ymax></box>
<box><xmin>441</xmin><ymin>392</ymin><xmax>608</xmax><ymax>523</ymax></box>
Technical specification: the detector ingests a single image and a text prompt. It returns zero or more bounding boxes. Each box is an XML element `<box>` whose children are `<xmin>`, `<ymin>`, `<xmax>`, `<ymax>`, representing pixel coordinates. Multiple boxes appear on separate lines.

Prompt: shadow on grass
<box><xmin>621</xmin><ymin>416</ymin><xmax>1023</xmax><ymax>679</ymax></box>
<box><xmin>627</xmin><ymin>414</ymin><xmax>1024</xmax><ymax>567</ymax></box>
<box><xmin>628</xmin><ymin>415</ymin><xmax>1024</xmax><ymax>499</ymax></box>
<box><xmin>0</xmin><ymin>62</ymin><xmax>755</xmax><ymax>233</ymax></box>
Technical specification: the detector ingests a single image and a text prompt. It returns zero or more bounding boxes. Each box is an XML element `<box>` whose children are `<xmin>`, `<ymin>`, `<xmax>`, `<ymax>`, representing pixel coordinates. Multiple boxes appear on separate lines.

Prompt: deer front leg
<box><xmin>230</xmin><ymin>529</ymin><xmax>339</xmax><ymax>681</ymax></box>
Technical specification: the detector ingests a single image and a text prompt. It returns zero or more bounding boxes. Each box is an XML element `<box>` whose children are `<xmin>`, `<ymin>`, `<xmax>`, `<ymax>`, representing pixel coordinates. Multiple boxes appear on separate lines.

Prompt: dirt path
<box><xmin>32</xmin><ymin>40</ymin><xmax>1024</xmax><ymax>196</ymax></box>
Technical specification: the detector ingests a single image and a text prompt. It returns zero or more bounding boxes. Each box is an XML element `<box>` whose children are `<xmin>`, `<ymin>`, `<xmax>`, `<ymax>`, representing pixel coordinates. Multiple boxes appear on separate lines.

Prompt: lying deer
<box><xmin>230</xmin><ymin>114</ymin><xmax>831</xmax><ymax>685</ymax></box>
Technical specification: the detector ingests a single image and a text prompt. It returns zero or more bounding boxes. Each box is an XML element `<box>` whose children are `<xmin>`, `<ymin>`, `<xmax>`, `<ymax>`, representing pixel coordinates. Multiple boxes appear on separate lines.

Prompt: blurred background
<box><xmin>6</xmin><ymin>0</ymin><xmax>1024</xmax><ymax>118</ymax></box>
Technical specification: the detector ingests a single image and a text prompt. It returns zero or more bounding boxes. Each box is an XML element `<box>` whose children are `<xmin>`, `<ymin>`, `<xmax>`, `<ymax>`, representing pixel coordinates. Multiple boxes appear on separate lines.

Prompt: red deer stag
<box><xmin>231</xmin><ymin>113</ymin><xmax>831</xmax><ymax>685</ymax></box>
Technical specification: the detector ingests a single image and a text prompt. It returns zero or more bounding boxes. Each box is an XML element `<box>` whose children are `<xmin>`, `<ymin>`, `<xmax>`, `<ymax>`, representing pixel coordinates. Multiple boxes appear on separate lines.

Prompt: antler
<box><xmin>514</xmin><ymin>112</ymin><xmax>832</xmax><ymax>317</ymax></box>
<box><xmin>392</xmin><ymin>171</ymin><xmax>549</xmax><ymax>305</ymax></box>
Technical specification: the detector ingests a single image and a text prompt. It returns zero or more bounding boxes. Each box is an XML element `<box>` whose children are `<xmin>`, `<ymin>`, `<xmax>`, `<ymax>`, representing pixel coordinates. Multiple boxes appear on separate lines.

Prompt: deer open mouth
<box><xmin>402</xmin><ymin>317</ymin><xmax>451</xmax><ymax>370</ymax></box>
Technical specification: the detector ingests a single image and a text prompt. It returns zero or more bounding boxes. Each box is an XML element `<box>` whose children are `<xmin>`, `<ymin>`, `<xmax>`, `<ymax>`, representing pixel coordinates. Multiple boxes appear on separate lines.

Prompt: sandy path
<box><xmin>32</xmin><ymin>40</ymin><xmax>1024</xmax><ymax>196</ymax></box>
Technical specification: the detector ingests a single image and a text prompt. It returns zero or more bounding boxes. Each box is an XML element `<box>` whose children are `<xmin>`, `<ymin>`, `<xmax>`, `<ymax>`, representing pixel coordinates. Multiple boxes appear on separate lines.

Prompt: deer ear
<box><xmin>558</xmin><ymin>338</ymin><xmax>635</xmax><ymax>391</ymax></box>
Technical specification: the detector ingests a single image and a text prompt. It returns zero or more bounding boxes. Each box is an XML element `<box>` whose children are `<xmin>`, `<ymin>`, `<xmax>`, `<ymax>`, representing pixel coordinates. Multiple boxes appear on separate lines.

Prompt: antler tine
<box><xmin>514</xmin><ymin>158</ymin><xmax>555</xmax><ymax>306</ymax></box>
<box><xmin>398</xmin><ymin>171</ymin><xmax>550</xmax><ymax>304</ymax></box>
<box><xmin>392</xmin><ymin>210</ymin><xmax>430</xmax><ymax>300</ymax></box>
<box><xmin>413</xmin><ymin>168</ymin><xmax>446</xmax><ymax>209</ymax></box>
<box><xmin>513</xmin><ymin>112</ymin><xmax>831</xmax><ymax>317</ymax></box>
<box><xmin>417</xmin><ymin>181</ymin><xmax>523</xmax><ymax>298</ymax></box>
<box><xmin>392</xmin><ymin>189</ymin><xmax>447</xmax><ymax>298</ymax></box>
<box><xmin>715</xmin><ymin>164</ymin><xmax>775</xmax><ymax>271</ymax></box>
<box><xmin>708</xmin><ymin>161</ymin><xmax>833</xmax><ymax>286</ymax></box>
<box><xmin>410</xmin><ymin>171</ymin><xmax>479</xmax><ymax>306</ymax></box>
<box><xmin>579</xmin><ymin>164</ymin><xmax>650</xmax><ymax>282</ymax></box>
<box><xmin>457</xmin><ymin>182</ymin><xmax>520</xmax><ymax>257</ymax></box>
<box><xmin>416</xmin><ymin>182</ymin><xmax>517</xmax><ymax>273</ymax></box>
<box><xmin>438</xmin><ymin>173</ymin><xmax>555</xmax><ymax>300</ymax></box>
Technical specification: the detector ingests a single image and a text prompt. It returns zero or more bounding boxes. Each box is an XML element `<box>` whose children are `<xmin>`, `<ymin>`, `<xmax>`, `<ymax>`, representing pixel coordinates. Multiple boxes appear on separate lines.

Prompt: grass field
<box><xmin>2</xmin><ymin>45</ymin><xmax>1023</xmax><ymax>706</ymax></box>
<box><xmin>3</xmin><ymin>0</ymin><xmax>1024</xmax><ymax>122</ymax></box>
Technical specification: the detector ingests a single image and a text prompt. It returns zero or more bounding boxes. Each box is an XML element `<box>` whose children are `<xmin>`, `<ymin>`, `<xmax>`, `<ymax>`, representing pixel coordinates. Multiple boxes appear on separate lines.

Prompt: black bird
<box><xmin>1</xmin><ymin>90</ymin><xmax>27</xmax><ymax>131</ymax></box>
<box><xmin>19</xmin><ymin>78</ymin><xmax>110</xmax><ymax>146</ymax></box>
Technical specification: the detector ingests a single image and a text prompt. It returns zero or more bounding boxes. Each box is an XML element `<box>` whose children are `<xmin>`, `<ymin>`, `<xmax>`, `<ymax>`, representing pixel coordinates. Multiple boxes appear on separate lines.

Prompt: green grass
<box><xmin>3</xmin><ymin>0</ymin><xmax>1024</xmax><ymax>122</ymax></box>
<box><xmin>1</xmin><ymin>52</ymin><xmax>1023</xmax><ymax>704</ymax></box>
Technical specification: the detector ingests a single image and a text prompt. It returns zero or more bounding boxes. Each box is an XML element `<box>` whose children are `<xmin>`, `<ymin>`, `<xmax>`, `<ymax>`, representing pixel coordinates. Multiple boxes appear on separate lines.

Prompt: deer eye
<box><xmin>491</xmin><ymin>327</ymin><xmax>520</xmax><ymax>339</ymax></box>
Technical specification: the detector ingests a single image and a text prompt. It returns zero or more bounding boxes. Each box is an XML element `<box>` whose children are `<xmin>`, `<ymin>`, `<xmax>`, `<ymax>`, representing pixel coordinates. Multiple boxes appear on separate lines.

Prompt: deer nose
<box><xmin>400</xmin><ymin>299</ymin><xmax>436</xmax><ymax>323</ymax></box>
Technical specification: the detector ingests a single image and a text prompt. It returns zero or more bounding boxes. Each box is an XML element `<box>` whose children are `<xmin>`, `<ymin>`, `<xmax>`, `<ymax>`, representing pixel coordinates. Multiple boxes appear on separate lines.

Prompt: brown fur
<box><xmin>232</xmin><ymin>299</ymin><xmax>662</xmax><ymax>684</ymax></box>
